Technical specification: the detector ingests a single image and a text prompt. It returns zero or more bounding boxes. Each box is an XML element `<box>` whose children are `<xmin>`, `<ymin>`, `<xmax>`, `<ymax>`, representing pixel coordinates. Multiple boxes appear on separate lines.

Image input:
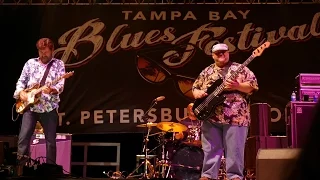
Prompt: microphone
<box><xmin>154</xmin><ymin>96</ymin><xmax>165</xmax><ymax>102</ymax></box>
<box><xmin>142</xmin><ymin>96</ymin><xmax>165</xmax><ymax>121</ymax></box>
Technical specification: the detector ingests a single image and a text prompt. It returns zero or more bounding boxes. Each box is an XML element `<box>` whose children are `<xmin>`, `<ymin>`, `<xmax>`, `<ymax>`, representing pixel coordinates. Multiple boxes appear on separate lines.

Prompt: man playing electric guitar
<box><xmin>192</xmin><ymin>43</ymin><xmax>259</xmax><ymax>180</ymax></box>
<box><xmin>13</xmin><ymin>38</ymin><xmax>66</xmax><ymax>166</ymax></box>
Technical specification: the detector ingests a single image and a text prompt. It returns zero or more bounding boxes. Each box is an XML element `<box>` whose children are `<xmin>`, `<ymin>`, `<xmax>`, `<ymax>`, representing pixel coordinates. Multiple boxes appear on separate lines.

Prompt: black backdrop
<box><xmin>2</xmin><ymin>5</ymin><xmax>320</xmax><ymax>135</ymax></box>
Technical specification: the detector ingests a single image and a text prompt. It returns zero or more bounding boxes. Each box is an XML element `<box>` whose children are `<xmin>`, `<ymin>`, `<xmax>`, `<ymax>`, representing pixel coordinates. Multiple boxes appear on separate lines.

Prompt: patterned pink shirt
<box><xmin>13</xmin><ymin>58</ymin><xmax>65</xmax><ymax>113</ymax></box>
<box><xmin>192</xmin><ymin>62</ymin><xmax>258</xmax><ymax>126</ymax></box>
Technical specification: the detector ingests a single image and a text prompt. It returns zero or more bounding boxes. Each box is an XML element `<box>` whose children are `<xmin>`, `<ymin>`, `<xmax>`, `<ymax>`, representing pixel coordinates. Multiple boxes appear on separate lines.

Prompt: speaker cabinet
<box><xmin>256</xmin><ymin>148</ymin><xmax>300</xmax><ymax>180</ymax></box>
<box><xmin>285</xmin><ymin>102</ymin><xmax>317</xmax><ymax>148</ymax></box>
<box><xmin>250</xmin><ymin>103</ymin><xmax>271</xmax><ymax>136</ymax></box>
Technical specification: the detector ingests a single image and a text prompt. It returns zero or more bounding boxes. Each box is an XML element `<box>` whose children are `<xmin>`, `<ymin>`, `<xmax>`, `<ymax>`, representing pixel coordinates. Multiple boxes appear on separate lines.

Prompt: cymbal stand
<box><xmin>126</xmin><ymin>125</ymin><xmax>154</xmax><ymax>179</ymax></box>
<box><xmin>156</xmin><ymin>133</ymin><xmax>173</xmax><ymax>178</ymax></box>
<box><xmin>128</xmin><ymin>97</ymin><xmax>163</xmax><ymax>179</ymax></box>
<box><xmin>149</xmin><ymin>137</ymin><xmax>167</xmax><ymax>178</ymax></box>
<box><xmin>142</xmin><ymin>124</ymin><xmax>152</xmax><ymax>179</ymax></box>
<box><xmin>160</xmin><ymin>141</ymin><xmax>167</xmax><ymax>178</ymax></box>
<box><xmin>141</xmin><ymin>100</ymin><xmax>160</xmax><ymax>179</ymax></box>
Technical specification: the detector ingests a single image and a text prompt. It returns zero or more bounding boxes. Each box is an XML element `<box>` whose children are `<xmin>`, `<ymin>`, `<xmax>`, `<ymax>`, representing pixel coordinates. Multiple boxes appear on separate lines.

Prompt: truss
<box><xmin>0</xmin><ymin>0</ymin><xmax>319</xmax><ymax>5</ymax></box>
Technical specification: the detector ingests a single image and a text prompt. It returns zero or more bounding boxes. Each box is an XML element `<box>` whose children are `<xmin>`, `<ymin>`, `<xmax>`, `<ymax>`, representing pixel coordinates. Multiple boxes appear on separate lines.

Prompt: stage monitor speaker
<box><xmin>245</xmin><ymin>136</ymin><xmax>288</xmax><ymax>169</ymax></box>
<box><xmin>256</xmin><ymin>148</ymin><xmax>301</xmax><ymax>180</ymax></box>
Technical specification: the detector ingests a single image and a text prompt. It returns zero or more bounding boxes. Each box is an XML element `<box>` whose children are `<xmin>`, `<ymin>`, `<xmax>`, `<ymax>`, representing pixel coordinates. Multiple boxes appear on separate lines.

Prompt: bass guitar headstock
<box><xmin>252</xmin><ymin>41</ymin><xmax>270</xmax><ymax>57</ymax></box>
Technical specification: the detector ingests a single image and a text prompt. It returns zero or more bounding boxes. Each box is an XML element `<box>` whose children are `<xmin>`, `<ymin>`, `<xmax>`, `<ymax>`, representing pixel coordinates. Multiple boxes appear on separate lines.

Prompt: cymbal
<box><xmin>156</xmin><ymin>122</ymin><xmax>187</xmax><ymax>132</ymax></box>
<box><xmin>136</xmin><ymin>122</ymin><xmax>158</xmax><ymax>128</ymax></box>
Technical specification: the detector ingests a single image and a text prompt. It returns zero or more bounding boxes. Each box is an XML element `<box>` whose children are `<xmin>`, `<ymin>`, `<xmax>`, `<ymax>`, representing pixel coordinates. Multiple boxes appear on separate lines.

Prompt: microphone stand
<box><xmin>141</xmin><ymin>99</ymin><xmax>159</xmax><ymax>179</ymax></box>
<box><xmin>142</xmin><ymin>125</ymin><xmax>151</xmax><ymax>179</ymax></box>
<box><xmin>142</xmin><ymin>99</ymin><xmax>158</xmax><ymax>121</ymax></box>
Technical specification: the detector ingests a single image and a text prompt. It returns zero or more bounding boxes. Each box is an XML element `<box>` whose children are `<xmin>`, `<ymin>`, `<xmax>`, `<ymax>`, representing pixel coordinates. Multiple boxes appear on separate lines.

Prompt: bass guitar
<box><xmin>192</xmin><ymin>42</ymin><xmax>270</xmax><ymax>121</ymax></box>
<box><xmin>15</xmin><ymin>71</ymin><xmax>74</xmax><ymax>114</ymax></box>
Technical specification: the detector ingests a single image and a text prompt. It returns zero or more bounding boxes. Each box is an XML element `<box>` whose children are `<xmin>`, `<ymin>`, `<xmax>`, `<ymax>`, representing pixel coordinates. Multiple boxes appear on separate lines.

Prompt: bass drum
<box><xmin>171</xmin><ymin>144</ymin><xmax>204</xmax><ymax>180</ymax></box>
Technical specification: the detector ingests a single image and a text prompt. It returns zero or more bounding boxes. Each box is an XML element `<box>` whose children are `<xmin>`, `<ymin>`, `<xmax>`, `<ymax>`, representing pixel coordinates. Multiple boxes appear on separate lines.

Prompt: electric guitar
<box><xmin>15</xmin><ymin>71</ymin><xmax>74</xmax><ymax>114</ymax></box>
<box><xmin>192</xmin><ymin>42</ymin><xmax>270</xmax><ymax>121</ymax></box>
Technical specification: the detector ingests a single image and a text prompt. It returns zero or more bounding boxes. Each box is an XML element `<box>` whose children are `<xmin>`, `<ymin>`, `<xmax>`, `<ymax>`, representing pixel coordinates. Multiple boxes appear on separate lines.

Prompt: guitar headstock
<box><xmin>62</xmin><ymin>71</ymin><xmax>74</xmax><ymax>79</ymax></box>
<box><xmin>252</xmin><ymin>41</ymin><xmax>270</xmax><ymax>57</ymax></box>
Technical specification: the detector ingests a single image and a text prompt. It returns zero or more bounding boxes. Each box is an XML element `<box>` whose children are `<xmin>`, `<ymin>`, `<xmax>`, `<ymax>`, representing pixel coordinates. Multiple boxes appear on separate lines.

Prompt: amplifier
<box><xmin>30</xmin><ymin>133</ymin><xmax>72</xmax><ymax>174</ymax></box>
<box><xmin>0</xmin><ymin>135</ymin><xmax>18</xmax><ymax>148</ymax></box>
<box><xmin>298</xmin><ymin>88</ymin><xmax>320</xmax><ymax>101</ymax></box>
<box><xmin>285</xmin><ymin>102</ymin><xmax>317</xmax><ymax>148</ymax></box>
<box><xmin>296</xmin><ymin>73</ymin><xmax>320</xmax><ymax>88</ymax></box>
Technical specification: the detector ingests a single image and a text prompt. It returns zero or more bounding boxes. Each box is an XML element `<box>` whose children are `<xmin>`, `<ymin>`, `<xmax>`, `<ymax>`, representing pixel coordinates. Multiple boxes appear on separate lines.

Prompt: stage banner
<box><xmin>4</xmin><ymin>5</ymin><xmax>320</xmax><ymax>134</ymax></box>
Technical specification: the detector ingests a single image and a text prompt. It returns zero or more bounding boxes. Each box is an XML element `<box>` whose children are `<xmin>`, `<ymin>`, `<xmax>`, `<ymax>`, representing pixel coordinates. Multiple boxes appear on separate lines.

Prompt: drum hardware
<box><xmin>129</xmin><ymin>96</ymin><xmax>165</xmax><ymax>179</ymax></box>
<box><xmin>169</xmin><ymin>163</ymin><xmax>201</xmax><ymax>170</ymax></box>
<box><xmin>103</xmin><ymin>170</ymin><xmax>127</xmax><ymax>179</ymax></box>
<box><xmin>183</xmin><ymin>125</ymin><xmax>202</xmax><ymax>147</ymax></box>
<box><xmin>128</xmin><ymin>122</ymin><xmax>158</xmax><ymax>179</ymax></box>
<box><xmin>157</xmin><ymin>137</ymin><xmax>172</xmax><ymax>178</ymax></box>
<box><xmin>218</xmin><ymin>156</ymin><xmax>227</xmax><ymax>180</ymax></box>
<box><xmin>151</xmin><ymin>131</ymin><xmax>175</xmax><ymax>178</ymax></box>
<box><xmin>244</xmin><ymin>168</ymin><xmax>256</xmax><ymax>180</ymax></box>
<box><xmin>127</xmin><ymin>159</ymin><xmax>155</xmax><ymax>179</ymax></box>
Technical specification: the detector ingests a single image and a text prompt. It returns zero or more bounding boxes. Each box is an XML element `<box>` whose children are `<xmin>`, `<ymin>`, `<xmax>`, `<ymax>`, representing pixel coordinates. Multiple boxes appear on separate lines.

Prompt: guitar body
<box><xmin>16</xmin><ymin>84</ymin><xmax>42</xmax><ymax>114</ymax></box>
<box><xmin>192</xmin><ymin>78</ymin><xmax>226</xmax><ymax>121</ymax></box>
<box><xmin>15</xmin><ymin>71</ymin><xmax>75</xmax><ymax>114</ymax></box>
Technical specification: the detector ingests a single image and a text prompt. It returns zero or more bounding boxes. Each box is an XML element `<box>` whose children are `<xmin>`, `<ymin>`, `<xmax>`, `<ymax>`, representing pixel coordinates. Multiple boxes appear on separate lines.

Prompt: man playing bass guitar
<box><xmin>13</xmin><ymin>38</ymin><xmax>66</xmax><ymax>166</ymax></box>
<box><xmin>192</xmin><ymin>43</ymin><xmax>258</xmax><ymax>180</ymax></box>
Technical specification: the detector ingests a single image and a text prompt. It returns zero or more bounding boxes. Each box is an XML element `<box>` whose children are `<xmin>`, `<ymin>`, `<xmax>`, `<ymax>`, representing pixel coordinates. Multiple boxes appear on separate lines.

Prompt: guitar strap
<box><xmin>40</xmin><ymin>59</ymin><xmax>54</xmax><ymax>86</ymax></box>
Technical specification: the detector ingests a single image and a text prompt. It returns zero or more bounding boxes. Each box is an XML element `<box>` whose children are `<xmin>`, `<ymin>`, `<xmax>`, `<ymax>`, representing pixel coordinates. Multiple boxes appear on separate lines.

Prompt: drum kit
<box><xmin>126</xmin><ymin>104</ymin><xmax>227</xmax><ymax>180</ymax></box>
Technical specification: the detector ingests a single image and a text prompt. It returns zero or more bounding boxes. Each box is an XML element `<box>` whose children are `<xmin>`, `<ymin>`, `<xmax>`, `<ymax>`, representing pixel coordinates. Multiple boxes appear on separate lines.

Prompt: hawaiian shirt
<box><xmin>192</xmin><ymin>62</ymin><xmax>258</xmax><ymax>126</ymax></box>
<box><xmin>13</xmin><ymin>58</ymin><xmax>65</xmax><ymax>113</ymax></box>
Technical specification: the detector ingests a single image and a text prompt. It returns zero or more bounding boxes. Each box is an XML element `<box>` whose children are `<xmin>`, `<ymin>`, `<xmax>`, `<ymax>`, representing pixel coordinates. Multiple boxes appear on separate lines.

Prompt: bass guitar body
<box><xmin>192</xmin><ymin>78</ymin><xmax>226</xmax><ymax>121</ymax></box>
<box><xmin>16</xmin><ymin>84</ymin><xmax>42</xmax><ymax>114</ymax></box>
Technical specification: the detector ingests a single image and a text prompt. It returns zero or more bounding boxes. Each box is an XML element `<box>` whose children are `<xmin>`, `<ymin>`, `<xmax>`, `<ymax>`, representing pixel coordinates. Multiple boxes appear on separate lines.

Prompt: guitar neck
<box><xmin>228</xmin><ymin>55</ymin><xmax>255</xmax><ymax>80</ymax></box>
<box><xmin>34</xmin><ymin>76</ymin><xmax>64</xmax><ymax>94</ymax></box>
<box><xmin>208</xmin><ymin>54</ymin><xmax>255</xmax><ymax>99</ymax></box>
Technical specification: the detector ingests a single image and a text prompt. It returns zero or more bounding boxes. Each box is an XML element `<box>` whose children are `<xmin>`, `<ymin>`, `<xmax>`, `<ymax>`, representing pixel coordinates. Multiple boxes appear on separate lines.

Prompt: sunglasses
<box><xmin>136</xmin><ymin>54</ymin><xmax>196</xmax><ymax>100</ymax></box>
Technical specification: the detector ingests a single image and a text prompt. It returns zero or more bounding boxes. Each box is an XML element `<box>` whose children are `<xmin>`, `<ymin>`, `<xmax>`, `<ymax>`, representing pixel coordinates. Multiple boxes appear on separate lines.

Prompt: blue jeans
<box><xmin>17</xmin><ymin>109</ymin><xmax>58</xmax><ymax>164</ymax></box>
<box><xmin>201</xmin><ymin>121</ymin><xmax>248</xmax><ymax>180</ymax></box>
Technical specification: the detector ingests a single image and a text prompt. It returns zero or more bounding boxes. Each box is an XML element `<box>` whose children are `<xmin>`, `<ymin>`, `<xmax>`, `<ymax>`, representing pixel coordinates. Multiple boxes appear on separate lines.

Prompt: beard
<box><xmin>40</xmin><ymin>56</ymin><xmax>52</xmax><ymax>63</ymax></box>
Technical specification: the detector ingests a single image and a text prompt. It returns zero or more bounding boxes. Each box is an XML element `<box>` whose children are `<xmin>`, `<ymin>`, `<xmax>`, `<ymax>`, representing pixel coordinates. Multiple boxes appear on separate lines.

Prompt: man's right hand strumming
<box><xmin>19</xmin><ymin>91</ymin><xmax>28</xmax><ymax>101</ymax></box>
